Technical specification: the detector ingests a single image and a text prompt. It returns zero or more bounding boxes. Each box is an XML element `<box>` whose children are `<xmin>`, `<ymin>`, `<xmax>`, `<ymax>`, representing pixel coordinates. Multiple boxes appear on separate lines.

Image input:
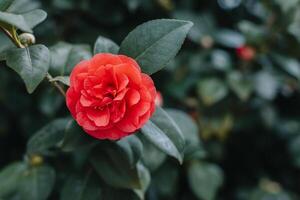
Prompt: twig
<box><xmin>46</xmin><ymin>73</ymin><xmax>66</xmax><ymax>97</ymax></box>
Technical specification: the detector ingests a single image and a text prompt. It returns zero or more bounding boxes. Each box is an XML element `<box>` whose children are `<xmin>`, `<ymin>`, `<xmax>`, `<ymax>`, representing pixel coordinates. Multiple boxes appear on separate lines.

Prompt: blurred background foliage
<box><xmin>1</xmin><ymin>0</ymin><xmax>300</xmax><ymax>199</ymax></box>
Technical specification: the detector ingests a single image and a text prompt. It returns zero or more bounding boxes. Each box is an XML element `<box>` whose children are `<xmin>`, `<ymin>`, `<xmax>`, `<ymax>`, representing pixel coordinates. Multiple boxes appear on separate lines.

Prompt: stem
<box><xmin>0</xmin><ymin>26</ymin><xmax>24</xmax><ymax>48</ymax></box>
<box><xmin>46</xmin><ymin>73</ymin><xmax>66</xmax><ymax>97</ymax></box>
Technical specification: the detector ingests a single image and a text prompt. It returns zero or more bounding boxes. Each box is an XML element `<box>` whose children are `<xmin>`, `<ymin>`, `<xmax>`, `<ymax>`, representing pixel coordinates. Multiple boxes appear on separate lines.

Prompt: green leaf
<box><xmin>5</xmin><ymin>45</ymin><xmax>50</xmax><ymax>93</ymax></box>
<box><xmin>49</xmin><ymin>42</ymin><xmax>92</xmax><ymax>76</ymax></box>
<box><xmin>90</xmin><ymin>142</ymin><xmax>142</xmax><ymax>189</ymax></box>
<box><xmin>139</xmin><ymin>134</ymin><xmax>166</xmax><ymax>171</ymax></box>
<box><xmin>19</xmin><ymin>165</ymin><xmax>55</xmax><ymax>200</ymax></box>
<box><xmin>0</xmin><ymin>11</ymin><xmax>32</xmax><ymax>32</ymax></box>
<box><xmin>27</xmin><ymin>118</ymin><xmax>70</xmax><ymax>155</ymax></box>
<box><xmin>49</xmin><ymin>75</ymin><xmax>70</xmax><ymax>86</ymax></box>
<box><xmin>152</xmin><ymin>162</ymin><xmax>179</xmax><ymax>198</ymax></box>
<box><xmin>0</xmin><ymin>0</ymin><xmax>14</xmax><ymax>11</ymax></box>
<box><xmin>0</xmin><ymin>162</ymin><xmax>26</xmax><ymax>198</ymax></box>
<box><xmin>197</xmin><ymin>78</ymin><xmax>228</xmax><ymax>106</ymax></box>
<box><xmin>133</xmin><ymin>163</ymin><xmax>151</xmax><ymax>200</ymax></box>
<box><xmin>227</xmin><ymin>71</ymin><xmax>253</xmax><ymax>101</ymax></box>
<box><xmin>116</xmin><ymin>135</ymin><xmax>143</xmax><ymax>166</ymax></box>
<box><xmin>94</xmin><ymin>36</ymin><xmax>119</xmax><ymax>54</ymax></box>
<box><xmin>188</xmin><ymin>161</ymin><xmax>223</xmax><ymax>200</ymax></box>
<box><xmin>119</xmin><ymin>19</ymin><xmax>193</xmax><ymax>74</ymax></box>
<box><xmin>61</xmin><ymin>173</ymin><xmax>101</xmax><ymax>200</ymax></box>
<box><xmin>22</xmin><ymin>9</ymin><xmax>47</xmax><ymax>29</ymax></box>
<box><xmin>141</xmin><ymin>106</ymin><xmax>185</xmax><ymax>163</ymax></box>
<box><xmin>60</xmin><ymin>120</ymin><xmax>95</xmax><ymax>152</ymax></box>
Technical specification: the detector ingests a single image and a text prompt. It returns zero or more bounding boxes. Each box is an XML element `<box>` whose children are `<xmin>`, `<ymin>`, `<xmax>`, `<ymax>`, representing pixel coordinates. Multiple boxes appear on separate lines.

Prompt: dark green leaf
<box><xmin>0</xmin><ymin>11</ymin><xmax>32</xmax><ymax>32</ymax></box>
<box><xmin>116</xmin><ymin>135</ymin><xmax>143</xmax><ymax>166</ymax></box>
<box><xmin>60</xmin><ymin>120</ymin><xmax>95</xmax><ymax>152</ymax></box>
<box><xmin>94</xmin><ymin>36</ymin><xmax>119</xmax><ymax>54</ymax></box>
<box><xmin>90</xmin><ymin>142</ymin><xmax>142</xmax><ymax>189</ymax></box>
<box><xmin>188</xmin><ymin>161</ymin><xmax>223</xmax><ymax>200</ymax></box>
<box><xmin>27</xmin><ymin>118</ymin><xmax>70</xmax><ymax>155</ymax></box>
<box><xmin>0</xmin><ymin>0</ymin><xmax>14</xmax><ymax>11</ymax></box>
<box><xmin>139</xmin><ymin>134</ymin><xmax>166</xmax><ymax>171</ymax></box>
<box><xmin>119</xmin><ymin>19</ymin><xmax>193</xmax><ymax>74</ymax></box>
<box><xmin>19</xmin><ymin>165</ymin><xmax>55</xmax><ymax>200</ymax></box>
<box><xmin>6</xmin><ymin>45</ymin><xmax>50</xmax><ymax>93</ymax></box>
<box><xmin>50</xmin><ymin>42</ymin><xmax>91</xmax><ymax>76</ymax></box>
<box><xmin>61</xmin><ymin>173</ymin><xmax>101</xmax><ymax>200</ymax></box>
<box><xmin>22</xmin><ymin>9</ymin><xmax>47</xmax><ymax>29</ymax></box>
<box><xmin>133</xmin><ymin>163</ymin><xmax>151</xmax><ymax>200</ymax></box>
<box><xmin>141</xmin><ymin>107</ymin><xmax>185</xmax><ymax>163</ymax></box>
<box><xmin>0</xmin><ymin>162</ymin><xmax>26</xmax><ymax>198</ymax></box>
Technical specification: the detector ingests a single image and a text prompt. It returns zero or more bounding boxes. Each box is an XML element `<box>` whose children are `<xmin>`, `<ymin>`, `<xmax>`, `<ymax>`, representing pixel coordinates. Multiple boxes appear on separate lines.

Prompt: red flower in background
<box><xmin>155</xmin><ymin>91</ymin><xmax>163</xmax><ymax>106</ymax></box>
<box><xmin>66</xmin><ymin>53</ymin><xmax>156</xmax><ymax>140</ymax></box>
<box><xmin>236</xmin><ymin>45</ymin><xmax>256</xmax><ymax>61</ymax></box>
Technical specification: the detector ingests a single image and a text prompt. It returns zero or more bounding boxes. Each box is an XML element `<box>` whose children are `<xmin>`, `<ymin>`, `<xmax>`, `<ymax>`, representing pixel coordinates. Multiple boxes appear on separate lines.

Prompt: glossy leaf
<box><xmin>49</xmin><ymin>42</ymin><xmax>92</xmax><ymax>76</ymax></box>
<box><xmin>61</xmin><ymin>173</ymin><xmax>101</xmax><ymax>200</ymax></box>
<box><xmin>22</xmin><ymin>9</ymin><xmax>47</xmax><ymax>29</ymax></box>
<box><xmin>19</xmin><ymin>165</ymin><xmax>55</xmax><ymax>200</ymax></box>
<box><xmin>0</xmin><ymin>0</ymin><xmax>14</xmax><ymax>11</ymax></box>
<box><xmin>0</xmin><ymin>162</ymin><xmax>26</xmax><ymax>198</ymax></box>
<box><xmin>188</xmin><ymin>161</ymin><xmax>223</xmax><ymax>200</ymax></box>
<box><xmin>94</xmin><ymin>36</ymin><xmax>119</xmax><ymax>54</ymax></box>
<box><xmin>0</xmin><ymin>11</ymin><xmax>32</xmax><ymax>32</ymax></box>
<box><xmin>6</xmin><ymin>45</ymin><xmax>50</xmax><ymax>93</ymax></box>
<box><xmin>119</xmin><ymin>19</ymin><xmax>193</xmax><ymax>74</ymax></box>
<box><xmin>141</xmin><ymin>107</ymin><xmax>185</xmax><ymax>163</ymax></box>
<box><xmin>27</xmin><ymin>118</ymin><xmax>70</xmax><ymax>155</ymax></box>
<box><xmin>90</xmin><ymin>142</ymin><xmax>142</xmax><ymax>189</ymax></box>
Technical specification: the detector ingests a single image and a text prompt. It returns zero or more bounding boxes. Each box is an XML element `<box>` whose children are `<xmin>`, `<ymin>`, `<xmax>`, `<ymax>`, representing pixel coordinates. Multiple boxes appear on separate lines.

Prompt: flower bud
<box><xmin>19</xmin><ymin>33</ymin><xmax>36</xmax><ymax>46</ymax></box>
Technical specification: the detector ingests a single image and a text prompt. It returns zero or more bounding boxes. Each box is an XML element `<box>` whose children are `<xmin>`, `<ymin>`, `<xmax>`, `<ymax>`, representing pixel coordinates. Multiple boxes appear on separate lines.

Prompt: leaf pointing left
<box><xmin>6</xmin><ymin>45</ymin><xmax>50</xmax><ymax>93</ymax></box>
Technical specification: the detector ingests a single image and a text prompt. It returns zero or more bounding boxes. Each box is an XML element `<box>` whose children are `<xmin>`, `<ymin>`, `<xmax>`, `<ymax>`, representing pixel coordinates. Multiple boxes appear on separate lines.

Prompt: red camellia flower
<box><xmin>66</xmin><ymin>53</ymin><xmax>157</xmax><ymax>140</ymax></box>
<box><xmin>236</xmin><ymin>45</ymin><xmax>256</xmax><ymax>61</ymax></box>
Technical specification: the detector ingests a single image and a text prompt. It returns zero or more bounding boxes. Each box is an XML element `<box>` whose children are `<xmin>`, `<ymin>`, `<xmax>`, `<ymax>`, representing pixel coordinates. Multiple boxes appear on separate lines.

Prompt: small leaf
<box><xmin>119</xmin><ymin>19</ymin><xmax>193</xmax><ymax>74</ymax></box>
<box><xmin>50</xmin><ymin>76</ymin><xmax>70</xmax><ymax>86</ymax></box>
<box><xmin>90</xmin><ymin>142</ymin><xmax>142</xmax><ymax>189</ymax></box>
<box><xmin>197</xmin><ymin>78</ymin><xmax>228</xmax><ymax>106</ymax></box>
<box><xmin>19</xmin><ymin>165</ymin><xmax>55</xmax><ymax>200</ymax></box>
<box><xmin>188</xmin><ymin>161</ymin><xmax>223</xmax><ymax>200</ymax></box>
<box><xmin>141</xmin><ymin>107</ymin><xmax>185</xmax><ymax>163</ymax></box>
<box><xmin>94</xmin><ymin>36</ymin><xmax>119</xmax><ymax>54</ymax></box>
<box><xmin>22</xmin><ymin>9</ymin><xmax>47</xmax><ymax>29</ymax></box>
<box><xmin>0</xmin><ymin>162</ymin><xmax>26</xmax><ymax>198</ymax></box>
<box><xmin>27</xmin><ymin>118</ymin><xmax>70</xmax><ymax>155</ymax></box>
<box><xmin>61</xmin><ymin>173</ymin><xmax>101</xmax><ymax>200</ymax></box>
<box><xmin>6</xmin><ymin>45</ymin><xmax>50</xmax><ymax>93</ymax></box>
<box><xmin>0</xmin><ymin>0</ymin><xmax>14</xmax><ymax>11</ymax></box>
<box><xmin>0</xmin><ymin>11</ymin><xmax>32</xmax><ymax>32</ymax></box>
